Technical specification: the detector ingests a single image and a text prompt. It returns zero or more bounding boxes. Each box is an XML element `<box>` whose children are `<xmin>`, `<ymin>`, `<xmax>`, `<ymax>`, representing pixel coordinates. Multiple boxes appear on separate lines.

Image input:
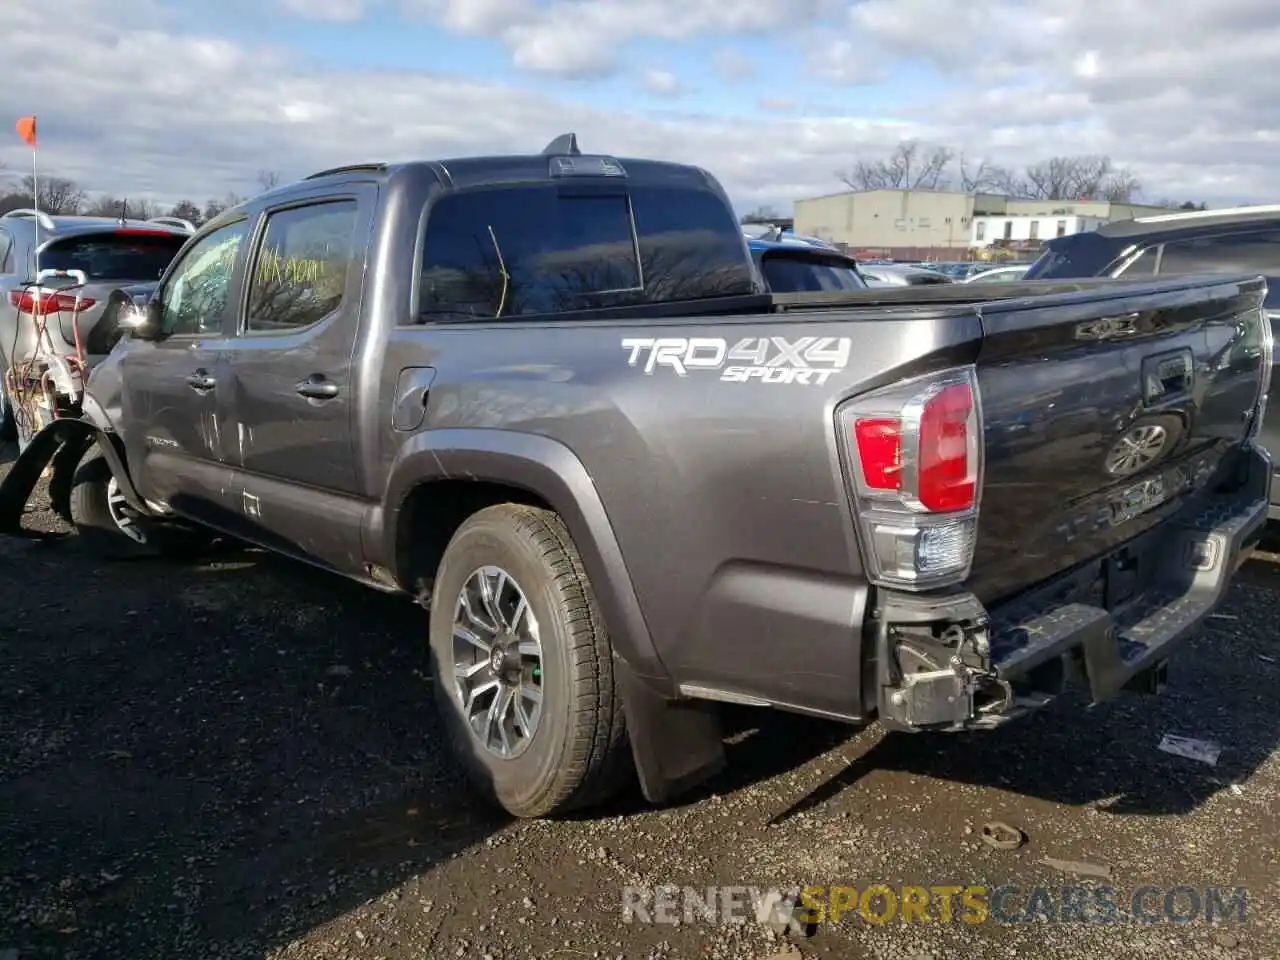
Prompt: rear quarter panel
<box><xmin>377</xmin><ymin>313</ymin><xmax>982</xmax><ymax>717</ymax></box>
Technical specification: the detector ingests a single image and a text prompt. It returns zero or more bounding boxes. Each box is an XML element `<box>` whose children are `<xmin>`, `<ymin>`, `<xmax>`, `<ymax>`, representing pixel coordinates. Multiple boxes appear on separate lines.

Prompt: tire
<box><xmin>428</xmin><ymin>503</ymin><xmax>630</xmax><ymax>818</ymax></box>
<box><xmin>68</xmin><ymin>447</ymin><xmax>211</xmax><ymax>560</ymax></box>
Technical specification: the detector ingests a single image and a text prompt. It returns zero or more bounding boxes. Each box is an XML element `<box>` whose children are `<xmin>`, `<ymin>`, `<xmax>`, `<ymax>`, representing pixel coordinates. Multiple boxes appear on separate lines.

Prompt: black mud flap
<box><xmin>614</xmin><ymin>658</ymin><xmax>726</xmax><ymax>804</ymax></box>
<box><xmin>0</xmin><ymin>420</ymin><xmax>89</xmax><ymax>539</ymax></box>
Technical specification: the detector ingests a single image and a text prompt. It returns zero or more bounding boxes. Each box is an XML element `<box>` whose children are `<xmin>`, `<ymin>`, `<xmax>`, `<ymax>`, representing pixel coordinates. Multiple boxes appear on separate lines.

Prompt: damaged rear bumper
<box><xmin>877</xmin><ymin>443</ymin><xmax>1271</xmax><ymax>732</ymax></box>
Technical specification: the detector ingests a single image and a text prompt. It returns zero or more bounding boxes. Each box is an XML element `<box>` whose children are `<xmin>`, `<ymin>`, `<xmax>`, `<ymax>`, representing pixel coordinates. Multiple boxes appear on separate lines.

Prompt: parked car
<box><xmin>747</xmin><ymin>237</ymin><xmax>867</xmax><ymax>292</ymax></box>
<box><xmin>1025</xmin><ymin>203</ymin><xmax>1280</xmax><ymax>517</ymax></box>
<box><xmin>1</xmin><ymin>136</ymin><xmax>1270</xmax><ymax>821</ymax></box>
<box><xmin>961</xmin><ymin>264</ymin><xmax>1031</xmax><ymax>283</ymax></box>
<box><xmin>0</xmin><ymin>210</ymin><xmax>193</xmax><ymax>442</ymax></box>
<box><xmin>926</xmin><ymin>261</ymin><xmax>1002</xmax><ymax>281</ymax></box>
<box><xmin>858</xmin><ymin>263</ymin><xmax>954</xmax><ymax>286</ymax></box>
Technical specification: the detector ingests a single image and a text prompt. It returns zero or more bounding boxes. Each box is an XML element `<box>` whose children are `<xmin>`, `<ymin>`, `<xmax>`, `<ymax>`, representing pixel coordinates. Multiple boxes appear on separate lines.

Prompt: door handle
<box><xmin>185</xmin><ymin>370</ymin><xmax>216</xmax><ymax>391</ymax></box>
<box><xmin>295</xmin><ymin>376</ymin><xmax>339</xmax><ymax>400</ymax></box>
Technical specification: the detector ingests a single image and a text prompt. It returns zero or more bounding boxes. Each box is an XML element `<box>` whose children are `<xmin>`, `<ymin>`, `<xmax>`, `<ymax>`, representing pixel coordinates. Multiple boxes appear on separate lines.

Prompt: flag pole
<box><xmin>30</xmin><ymin>116</ymin><xmax>40</xmax><ymax>283</ymax></box>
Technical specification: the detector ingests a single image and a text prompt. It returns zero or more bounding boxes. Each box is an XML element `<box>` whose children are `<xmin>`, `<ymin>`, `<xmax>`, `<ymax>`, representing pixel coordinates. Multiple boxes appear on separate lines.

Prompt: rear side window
<box><xmin>245</xmin><ymin>200</ymin><xmax>359</xmax><ymax>333</ymax></box>
<box><xmin>416</xmin><ymin>183</ymin><xmax>754</xmax><ymax>321</ymax></box>
<box><xmin>0</xmin><ymin>229</ymin><xmax>12</xmax><ymax>273</ymax></box>
<box><xmin>40</xmin><ymin>231</ymin><xmax>186</xmax><ymax>281</ymax></box>
<box><xmin>1156</xmin><ymin>231</ymin><xmax>1280</xmax><ymax>278</ymax></box>
<box><xmin>760</xmin><ymin>252</ymin><xmax>866</xmax><ymax>293</ymax></box>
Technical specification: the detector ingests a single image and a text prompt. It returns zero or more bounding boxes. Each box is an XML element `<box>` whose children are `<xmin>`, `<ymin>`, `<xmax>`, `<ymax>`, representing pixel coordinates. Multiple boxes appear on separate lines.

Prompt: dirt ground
<box><xmin>1</xmin><ymin>447</ymin><xmax>1278</xmax><ymax>960</ymax></box>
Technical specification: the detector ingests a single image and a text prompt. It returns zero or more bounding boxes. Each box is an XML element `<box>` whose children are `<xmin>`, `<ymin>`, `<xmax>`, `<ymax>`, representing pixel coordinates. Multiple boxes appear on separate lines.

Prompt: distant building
<box><xmin>792</xmin><ymin>188</ymin><xmax>1175</xmax><ymax>259</ymax></box>
<box><xmin>971</xmin><ymin>213</ymin><xmax>1106</xmax><ymax>249</ymax></box>
<box><xmin>793</xmin><ymin>189</ymin><xmax>1007</xmax><ymax>256</ymax></box>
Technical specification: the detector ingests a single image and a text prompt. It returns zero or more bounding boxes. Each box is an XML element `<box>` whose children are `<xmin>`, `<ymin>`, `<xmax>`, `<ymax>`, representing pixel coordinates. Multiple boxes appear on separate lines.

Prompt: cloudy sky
<box><xmin>1</xmin><ymin>0</ymin><xmax>1276</xmax><ymax>215</ymax></box>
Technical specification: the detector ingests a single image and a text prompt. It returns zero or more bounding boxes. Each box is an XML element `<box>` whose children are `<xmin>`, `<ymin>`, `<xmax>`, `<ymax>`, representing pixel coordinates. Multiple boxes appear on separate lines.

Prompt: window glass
<box><xmin>1114</xmin><ymin>247</ymin><xmax>1156</xmax><ymax>276</ymax></box>
<box><xmin>417</xmin><ymin>184</ymin><xmax>754</xmax><ymax>322</ymax></box>
<box><xmin>760</xmin><ymin>253</ymin><xmax>866</xmax><ymax>293</ymax></box>
<box><xmin>0</xmin><ymin>230</ymin><xmax>12</xmax><ymax>273</ymax></box>
<box><xmin>246</xmin><ymin>200</ymin><xmax>358</xmax><ymax>333</ymax></box>
<box><xmin>42</xmin><ymin>232</ymin><xmax>186</xmax><ymax>281</ymax></box>
<box><xmin>1156</xmin><ymin>231</ymin><xmax>1280</xmax><ymax>278</ymax></box>
<box><xmin>157</xmin><ymin>219</ymin><xmax>251</xmax><ymax>336</ymax></box>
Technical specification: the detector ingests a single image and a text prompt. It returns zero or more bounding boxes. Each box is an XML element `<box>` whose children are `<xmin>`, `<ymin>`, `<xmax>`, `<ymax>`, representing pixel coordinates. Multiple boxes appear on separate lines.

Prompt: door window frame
<box><xmin>152</xmin><ymin>214</ymin><xmax>256</xmax><ymax>340</ymax></box>
<box><xmin>236</xmin><ymin>195</ymin><xmax>363</xmax><ymax>339</ymax></box>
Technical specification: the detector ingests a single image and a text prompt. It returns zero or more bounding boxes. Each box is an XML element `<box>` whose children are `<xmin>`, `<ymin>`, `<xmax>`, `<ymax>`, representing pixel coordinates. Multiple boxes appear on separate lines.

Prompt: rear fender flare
<box><xmin>380</xmin><ymin>428</ymin><xmax>669</xmax><ymax>686</ymax></box>
<box><xmin>379</xmin><ymin>429</ymin><xmax>727</xmax><ymax>804</ymax></box>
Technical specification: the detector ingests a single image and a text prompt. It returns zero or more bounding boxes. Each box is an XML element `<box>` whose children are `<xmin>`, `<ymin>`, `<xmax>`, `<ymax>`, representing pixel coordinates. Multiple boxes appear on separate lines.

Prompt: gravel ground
<box><xmin>1</xmin><ymin>445</ymin><xmax>1278</xmax><ymax>960</ymax></box>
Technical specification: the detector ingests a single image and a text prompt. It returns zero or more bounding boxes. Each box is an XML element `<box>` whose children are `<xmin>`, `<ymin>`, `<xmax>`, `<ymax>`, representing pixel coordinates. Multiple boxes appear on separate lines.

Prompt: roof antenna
<box><xmin>541</xmin><ymin>133</ymin><xmax>581</xmax><ymax>156</ymax></box>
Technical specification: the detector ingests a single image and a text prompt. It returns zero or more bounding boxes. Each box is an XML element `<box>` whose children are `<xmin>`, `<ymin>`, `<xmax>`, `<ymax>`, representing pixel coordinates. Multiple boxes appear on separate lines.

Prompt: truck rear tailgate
<box><xmin>969</xmin><ymin>274</ymin><xmax>1270</xmax><ymax>605</ymax></box>
<box><xmin>853</xmin><ymin>275</ymin><xmax>1271</xmax><ymax>732</ymax></box>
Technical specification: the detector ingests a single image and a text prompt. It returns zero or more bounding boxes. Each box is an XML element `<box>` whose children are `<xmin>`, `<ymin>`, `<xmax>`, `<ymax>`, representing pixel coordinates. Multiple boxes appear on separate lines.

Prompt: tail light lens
<box><xmin>839</xmin><ymin>366</ymin><xmax>982</xmax><ymax>589</ymax></box>
<box><xmin>8</xmin><ymin>289</ymin><xmax>96</xmax><ymax>316</ymax></box>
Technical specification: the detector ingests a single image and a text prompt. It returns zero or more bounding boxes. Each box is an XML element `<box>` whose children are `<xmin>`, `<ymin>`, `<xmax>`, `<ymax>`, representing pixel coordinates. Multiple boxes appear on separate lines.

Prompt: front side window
<box><xmin>417</xmin><ymin>183</ymin><xmax>754</xmax><ymax>322</ymax></box>
<box><xmin>1156</xmin><ymin>231</ymin><xmax>1280</xmax><ymax>278</ymax></box>
<box><xmin>156</xmin><ymin>219</ymin><xmax>251</xmax><ymax>337</ymax></box>
<box><xmin>245</xmin><ymin>200</ymin><xmax>358</xmax><ymax>333</ymax></box>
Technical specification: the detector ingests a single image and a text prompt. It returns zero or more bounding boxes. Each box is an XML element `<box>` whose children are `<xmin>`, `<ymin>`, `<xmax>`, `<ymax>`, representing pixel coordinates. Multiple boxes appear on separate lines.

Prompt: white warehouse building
<box><xmin>971</xmin><ymin>213</ymin><xmax>1105</xmax><ymax>249</ymax></box>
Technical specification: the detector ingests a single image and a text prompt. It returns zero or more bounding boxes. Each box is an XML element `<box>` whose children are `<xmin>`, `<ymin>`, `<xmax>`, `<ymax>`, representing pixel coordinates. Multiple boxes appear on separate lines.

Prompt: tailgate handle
<box><xmin>1143</xmin><ymin>350</ymin><xmax>1193</xmax><ymax>403</ymax></box>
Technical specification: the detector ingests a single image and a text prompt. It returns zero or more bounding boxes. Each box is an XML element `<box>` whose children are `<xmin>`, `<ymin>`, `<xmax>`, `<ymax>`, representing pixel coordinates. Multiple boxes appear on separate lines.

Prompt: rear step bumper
<box><xmin>877</xmin><ymin>444</ymin><xmax>1270</xmax><ymax>732</ymax></box>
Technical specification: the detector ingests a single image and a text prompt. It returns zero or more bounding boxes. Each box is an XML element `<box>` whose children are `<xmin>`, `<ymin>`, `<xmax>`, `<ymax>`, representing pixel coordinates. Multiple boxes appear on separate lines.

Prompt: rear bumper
<box><xmin>877</xmin><ymin>443</ymin><xmax>1270</xmax><ymax>731</ymax></box>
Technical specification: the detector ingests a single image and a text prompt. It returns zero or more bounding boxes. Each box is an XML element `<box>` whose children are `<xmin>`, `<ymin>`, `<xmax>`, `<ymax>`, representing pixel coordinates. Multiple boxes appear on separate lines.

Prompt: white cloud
<box><xmin>278</xmin><ymin>0</ymin><xmax>370</xmax><ymax>20</ymax></box>
<box><xmin>639</xmin><ymin>69</ymin><xmax>685</xmax><ymax>98</ymax></box>
<box><xmin>2</xmin><ymin>0</ymin><xmax>1280</xmax><ymax>217</ymax></box>
<box><xmin>712</xmin><ymin>46</ymin><xmax>758</xmax><ymax>82</ymax></box>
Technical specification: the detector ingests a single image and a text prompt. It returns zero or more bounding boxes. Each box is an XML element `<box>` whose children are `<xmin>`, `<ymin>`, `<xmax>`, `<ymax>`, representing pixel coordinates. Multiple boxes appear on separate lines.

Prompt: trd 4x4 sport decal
<box><xmin>621</xmin><ymin>336</ymin><xmax>852</xmax><ymax>385</ymax></box>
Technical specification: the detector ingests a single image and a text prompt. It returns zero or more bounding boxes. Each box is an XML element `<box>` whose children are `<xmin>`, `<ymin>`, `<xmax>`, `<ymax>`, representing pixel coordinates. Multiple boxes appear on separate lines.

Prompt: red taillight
<box><xmin>842</xmin><ymin>367</ymin><xmax>982</xmax><ymax>590</ymax></box>
<box><xmin>8</xmin><ymin>290</ymin><xmax>96</xmax><ymax>316</ymax></box>
<box><xmin>916</xmin><ymin>382</ymin><xmax>975</xmax><ymax>512</ymax></box>
<box><xmin>853</xmin><ymin>418</ymin><xmax>902</xmax><ymax>490</ymax></box>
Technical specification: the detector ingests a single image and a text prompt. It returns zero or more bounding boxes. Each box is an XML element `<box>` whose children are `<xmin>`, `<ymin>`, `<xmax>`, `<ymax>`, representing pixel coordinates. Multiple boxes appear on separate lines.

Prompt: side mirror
<box><xmin>117</xmin><ymin>297</ymin><xmax>162</xmax><ymax>340</ymax></box>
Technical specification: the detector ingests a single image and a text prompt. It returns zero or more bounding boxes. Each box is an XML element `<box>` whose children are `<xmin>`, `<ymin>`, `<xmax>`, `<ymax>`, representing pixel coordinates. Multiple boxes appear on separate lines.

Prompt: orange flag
<box><xmin>15</xmin><ymin>115</ymin><xmax>36</xmax><ymax>148</ymax></box>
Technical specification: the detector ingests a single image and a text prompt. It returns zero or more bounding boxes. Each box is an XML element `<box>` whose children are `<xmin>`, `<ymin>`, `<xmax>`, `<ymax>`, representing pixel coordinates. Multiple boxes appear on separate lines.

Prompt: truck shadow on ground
<box><xmin>0</xmin><ymin>541</ymin><xmax>511</xmax><ymax>959</ymax></box>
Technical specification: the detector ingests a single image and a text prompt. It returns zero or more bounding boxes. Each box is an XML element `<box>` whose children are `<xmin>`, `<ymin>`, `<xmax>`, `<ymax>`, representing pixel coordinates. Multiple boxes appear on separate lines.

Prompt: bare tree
<box><xmin>1009</xmin><ymin>155</ymin><xmax>1142</xmax><ymax>202</ymax></box>
<box><xmin>18</xmin><ymin>175</ymin><xmax>86</xmax><ymax>214</ymax></box>
<box><xmin>956</xmin><ymin>153</ymin><xmax>1020</xmax><ymax>194</ymax></box>
<box><xmin>83</xmin><ymin>195</ymin><xmax>157</xmax><ymax>220</ymax></box>
<box><xmin>836</xmin><ymin>145</ymin><xmax>1143</xmax><ymax>202</ymax></box>
<box><xmin>167</xmin><ymin>199</ymin><xmax>204</xmax><ymax>226</ymax></box>
<box><xmin>838</xmin><ymin>141</ymin><xmax>956</xmax><ymax>192</ymax></box>
<box><xmin>203</xmin><ymin>192</ymin><xmax>247</xmax><ymax>223</ymax></box>
<box><xmin>256</xmin><ymin>169</ymin><xmax>280</xmax><ymax>192</ymax></box>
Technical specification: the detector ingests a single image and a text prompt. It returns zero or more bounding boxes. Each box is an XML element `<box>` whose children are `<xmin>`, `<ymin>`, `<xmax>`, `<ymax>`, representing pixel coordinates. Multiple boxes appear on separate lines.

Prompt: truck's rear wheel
<box><xmin>428</xmin><ymin>504</ymin><xmax>629</xmax><ymax>818</ymax></box>
<box><xmin>69</xmin><ymin>448</ymin><xmax>210</xmax><ymax>560</ymax></box>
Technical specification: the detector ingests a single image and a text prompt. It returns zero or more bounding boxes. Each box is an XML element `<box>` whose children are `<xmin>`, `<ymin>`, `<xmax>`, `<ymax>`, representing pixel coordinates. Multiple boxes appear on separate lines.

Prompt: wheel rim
<box><xmin>105</xmin><ymin>476</ymin><xmax>147</xmax><ymax>544</ymax></box>
<box><xmin>1105</xmin><ymin>424</ymin><xmax>1167</xmax><ymax>476</ymax></box>
<box><xmin>451</xmin><ymin>565</ymin><xmax>544</xmax><ymax>760</ymax></box>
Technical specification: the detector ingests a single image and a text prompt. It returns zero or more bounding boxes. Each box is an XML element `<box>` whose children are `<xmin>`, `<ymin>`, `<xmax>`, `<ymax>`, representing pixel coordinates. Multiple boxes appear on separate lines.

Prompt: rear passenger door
<box><xmin>221</xmin><ymin>187</ymin><xmax>375</xmax><ymax>571</ymax></box>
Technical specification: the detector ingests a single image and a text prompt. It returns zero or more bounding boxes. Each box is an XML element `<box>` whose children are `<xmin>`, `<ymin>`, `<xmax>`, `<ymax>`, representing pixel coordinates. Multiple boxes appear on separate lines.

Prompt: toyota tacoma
<box><xmin>0</xmin><ymin>135</ymin><xmax>1272</xmax><ymax>818</ymax></box>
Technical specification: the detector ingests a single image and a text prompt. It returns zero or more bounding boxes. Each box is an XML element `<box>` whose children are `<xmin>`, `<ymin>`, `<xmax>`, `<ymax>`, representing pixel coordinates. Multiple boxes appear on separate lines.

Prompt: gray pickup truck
<box><xmin>0</xmin><ymin>136</ymin><xmax>1272</xmax><ymax>818</ymax></box>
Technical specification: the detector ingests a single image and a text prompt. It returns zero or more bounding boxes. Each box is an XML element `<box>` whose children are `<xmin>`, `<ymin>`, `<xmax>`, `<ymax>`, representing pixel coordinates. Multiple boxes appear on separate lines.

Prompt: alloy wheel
<box><xmin>451</xmin><ymin>565</ymin><xmax>544</xmax><ymax>760</ymax></box>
